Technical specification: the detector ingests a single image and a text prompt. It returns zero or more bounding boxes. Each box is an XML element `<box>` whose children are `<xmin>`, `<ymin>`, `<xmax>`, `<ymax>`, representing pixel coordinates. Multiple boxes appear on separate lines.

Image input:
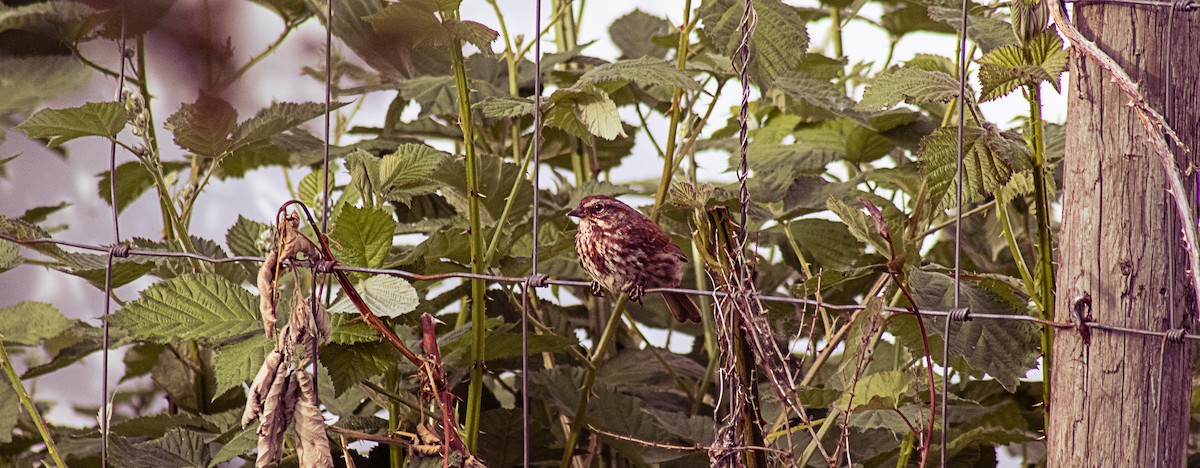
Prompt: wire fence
<box><xmin>6</xmin><ymin>233</ymin><xmax>1198</xmax><ymax>344</ymax></box>
<box><xmin>4</xmin><ymin>0</ymin><xmax>1197</xmax><ymax>467</ymax></box>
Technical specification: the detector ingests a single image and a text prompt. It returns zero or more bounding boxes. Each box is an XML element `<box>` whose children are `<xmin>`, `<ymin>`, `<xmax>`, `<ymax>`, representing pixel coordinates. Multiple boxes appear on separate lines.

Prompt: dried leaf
<box><xmin>293</xmin><ymin>370</ymin><xmax>334</xmax><ymax>467</ymax></box>
<box><xmin>242</xmin><ymin>349</ymin><xmax>283</xmax><ymax>428</ymax></box>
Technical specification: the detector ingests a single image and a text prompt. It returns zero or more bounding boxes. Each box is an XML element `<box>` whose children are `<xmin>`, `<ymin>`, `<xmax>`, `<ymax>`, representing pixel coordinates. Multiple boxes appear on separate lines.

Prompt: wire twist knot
<box><xmin>109</xmin><ymin>244</ymin><xmax>131</xmax><ymax>258</ymax></box>
<box><xmin>948</xmin><ymin>307</ymin><xmax>971</xmax><ymax>322</ymax></box>
<box><xmin>314</xmin><ymin>259</ymin><xmax>338</xmax><ymax>274</ymax></box>
<box><xmin>1166</xmin><ymin>328</ymin><xmax>1187</xmax><ymax>343</ymax></box>
<box><xmin>525</xmin><ymin>274</ymin><xmax>550</xmax><ymax>289</ymax></box>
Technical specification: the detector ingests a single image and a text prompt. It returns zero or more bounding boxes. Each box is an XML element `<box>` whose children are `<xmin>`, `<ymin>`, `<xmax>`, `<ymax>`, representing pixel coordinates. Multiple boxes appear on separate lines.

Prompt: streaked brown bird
<box><xmin>568</xmin><ymin>195</ymin><xmax>702</xmax><ymax>323</ymax></box>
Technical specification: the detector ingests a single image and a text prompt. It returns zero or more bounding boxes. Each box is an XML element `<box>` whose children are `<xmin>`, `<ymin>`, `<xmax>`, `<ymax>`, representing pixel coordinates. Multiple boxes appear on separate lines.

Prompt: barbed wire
<box><xmin>6</xmin><ymin>233</ymin><xmax>1198</xmax><ymax>343</ymax></box>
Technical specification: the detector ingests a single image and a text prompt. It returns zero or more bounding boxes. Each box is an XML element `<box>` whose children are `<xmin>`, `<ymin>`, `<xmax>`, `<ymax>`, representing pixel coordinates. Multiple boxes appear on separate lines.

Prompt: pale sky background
<box><xmin>0</xmin><ymin>1</ymin><xmax>1062</xmax><ymax>463</ymax></box>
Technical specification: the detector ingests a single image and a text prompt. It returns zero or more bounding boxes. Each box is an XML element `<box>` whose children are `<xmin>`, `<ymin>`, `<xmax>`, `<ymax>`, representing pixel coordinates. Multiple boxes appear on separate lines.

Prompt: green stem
<box><xmin>830</xmin><ymin>7</ymin><xmax>844</xmax><ymax>60</ymax></box>
<box><xmin>650</xmin><ymin>0</ymin><xmax>695</xmax><ymax>223</ymax></box>
<box><xmin>216</xmin><ymin>20</ymin><xmax>298</xmax><ymax>90</ymax></box>
<box><xmin>483</xmin><ymin>143</ymin><xmax>535</xmax><ymax>266</ymax></box>
<box><xmin>1026</xmin><ymin>83</ymin><xmax>1055</xmax><ymax>430</ymax></box>
<box><xmin>997</xmin><ymin>198</ymin><xmax>1039</xmax><ymax>308</ymax></box>
<box><xmin>0</xmin><ymin>337</ymin><xmax>66</xmax><ymax>468</ymax></box>
<box><xmin>559</xmin><ymin>295</ymin><xmax>629</xmax><ymax>468</ymax></box>
<box><xmin>443</xmin><ymin>6</ymin><xmax>488</xmax><ymax>452</ymax></box>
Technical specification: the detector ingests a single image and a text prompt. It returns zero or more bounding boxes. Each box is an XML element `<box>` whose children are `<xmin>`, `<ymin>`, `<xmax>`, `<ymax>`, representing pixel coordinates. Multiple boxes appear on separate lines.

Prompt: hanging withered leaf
<box><xmin>256</xmin><ymin>211</ymin><xmax>322</xmax><ymax>338</ymax></box>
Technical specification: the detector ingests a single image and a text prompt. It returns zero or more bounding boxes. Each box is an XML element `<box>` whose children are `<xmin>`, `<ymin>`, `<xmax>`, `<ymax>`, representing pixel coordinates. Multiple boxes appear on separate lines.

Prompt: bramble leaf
<box><xmin>609</xmin><ymin>9</ymin><xmax>672</xmax><ymax>59</ymax></box>
<box><xmin>17</xmin><ymin>102</ymin><xmax>128</xmax><ymax>146</ymax></box>
<box><xmin>699</xmin><ymin>0</ymin><xmax>809</xmax><ymax>87</ymax></box>
<box><xmin>920</xmin><ymin>125</ymin><xmax>1031</xmax><ymax>211</ymax></box>
<box><xmin>579</xmin><ymin>57</ymin><xmax>701</xmax><ymax>92</ymax></box>
<box><xmin>164</xmin><ymin>91</ymin><xmax>238</xmax><ymax>157</ymax></box>
<box><xmin>858</xmin><ymin>67</ymin><xmax>963</xmax><ymax>111</ymax></box>
<box><xmin>329</xmin><ymin>275</ymin><xmax>418</xmax><ymax>318</ymax></box>
<box><xmin>213</xmin><ymin>335</ymin><xmax>271</xmax><ymax>396</ymax></box>
<box><xmin>107</xmin><ymin>273</ymin><xmax>259</xmax><ymax>343</ymax></box>
<box><xmin>0</xmin><ymin>302</ymin><xmax>74</xmax><ymax>345</ymax></box>
<box><xmin>329</xmin><ymin>205</ymin><xmax>396</xmax><ymax>269</ymax></box>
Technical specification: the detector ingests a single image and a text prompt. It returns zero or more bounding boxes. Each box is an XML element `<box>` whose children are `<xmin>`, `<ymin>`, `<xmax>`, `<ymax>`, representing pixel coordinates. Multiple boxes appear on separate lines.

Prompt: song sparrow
<box><xmin>568</xmin><ymin>195</ymin><xmax>702</xmax><ymax>323</ymax></box>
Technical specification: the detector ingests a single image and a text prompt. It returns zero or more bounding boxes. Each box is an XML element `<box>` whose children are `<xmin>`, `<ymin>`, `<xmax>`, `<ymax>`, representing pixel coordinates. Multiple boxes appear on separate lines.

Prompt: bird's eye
<box><xmin>592</xmin><ymin>205</ymin><xmax>604</xmax><ymax>214</ymax></box>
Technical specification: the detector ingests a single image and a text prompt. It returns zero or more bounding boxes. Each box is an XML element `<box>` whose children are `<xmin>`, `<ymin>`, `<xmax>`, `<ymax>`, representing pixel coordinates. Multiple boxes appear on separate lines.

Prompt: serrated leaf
<box><xmin>18</xmin><ymin>202</ymin><xmax>69</xmax><ymax>224</ymax></box>
<box><xmin>549</xmin><ymin>84</ymin><xmax>626</xmax><ymax>140</ymax></box>
<box><xmin>858</xmin><ymin>67</ymin><xmax>963</xmax><ymax>111</ymax></box>
<box><xmin>0</xmin><ymin>215</ymin><xmax>65</xmax><ymax>259</ymax></box>
<box><xmin>164</xmin><ymin>91</ymin><xmax>238</xmax><ymax>157</ymax></box>
<box><xmin>926</xmin><ymin>6</ymin><xmax>1019</xmax><ymax>53</ymax></box>
<box><xmin>377</xmin><ymin>143</ymin><xmax>446</xmax><ymax>204</ymax></box>
<box><xmin>328</xmin><ymin>275</ymin><xmax>418</xmax><ymax>318</ymax></box>
<box><xmin>445</xmin><ymin>19</ymin><xmax>498</xmax><ymax>54</ymax></box>
<box><xmin>827</xmin><ymin>197</ymin><xmax>888</xmax><ymax>254</ymax></box>
<box><xmin>328</xmin><ymin>313</ymin><xmax>377</xmax><ymax>345</ymax></box>
<box><xmin>329</xmin><ymin>205</ymin><xmax>396</xmax><ymax>269</ymax></box>
<box><xmin>16</xmin><ymin>102</ymin><xmax>128</xmax><ymax>146</ymax></box>
<box><xmin>742</xmin><ymin>144</ymin><xmax>841</xmax><ymax>202</ymax></box>
<box><xmin>98</xmin><ymin>161</ymin><xmax>189</xmax><ymax>214</ymax></box>
<box><xmin>107</xmin><ymin>273</ymin><xmax>259</xmax><ymax>343</ymax></box>
<box><xmin>785</xmin><ymin>219</ymin><xmax>862</xmax><ymax>271</ymax></box>
<box><xmin>699</xmin><ymin>0</ymin><xmax>809</xmax><ymax>87</ymax></box>
<box><xmin>578</xmin><ymin>57</ymin><xmax>701</xmax><ymax>92</ymax></box>
<box><xmin>230</xmin><ymin>101</ymin><xmax>346</xmax><ymax>148</ymax></box>
<box><xmin>836</xmin><ymin>370</ymin><xmax>913</xmax><ymax>411</ymax></box>
<box><xmin>0</xmin><ymin>239</ymin><xmax>20</xmax><ymax>273</ymax></box>
<box><xmin>609</xmin><ymin>9</ymin><xmax>672</xmax><ymax>59</ymax></box>
<box><xmin>213</xmin><ymin>335</ymin><xmax>272</xmax><ymax>396</ymax></box>
<box><xmin>320</xmin><ymin>341</ymin><xmax>402</xmax><ymax>396</ymax></box>
<box><xmin>56</xmin><ymin>252</ymin><xmax>155</xmax><ymax>289</ymax></box>
<box><xmin>0</xmin><ymin>55</ymin><xmax>90</xmax><ymax>115</ymax></box>
<box><xmin>0</xmin><ymin>302</ymin><xmax>73</xmax><ymax>345</ymax></box>
<box><xmin>774</xmin><ymin>73</ymin><xmax>862</xmax><ymax>120</ymax></box>
<box><xmin>108</xmin><ymin>428</ymin><xmax>211</xmax><ymax>468</ymax></box>
<box><xmin>209</xmin><ymin>425</ymin><xmax>256</xmax><ymax>467</ymax></box>
<box><xmin>899</xmin><ymin>269</ymin><xmax>1040</xmax><ymax>392</ymax></box>
<box><xmin>225</xmin><ymin>215</ymin><xmax>270</xmax><ymax>258</ymax></box>
<box><xmin>0</xmin><ymin>384</ymin><xmax>16</xmax><ymax>444</ymax></box>
<box><xmin>475</xmin><ymin>96</ymin><xmax>535</xmax><ymax>119</ymax></box>
<box><xmin>0</xmin><ymin>1</ymin><xmax>96</xmax><ymax>36</ymax></box>
<box><xmin>920</xmin><ymin>125</ymin><xmax>1031</xmax><ymax>211</ymax></box>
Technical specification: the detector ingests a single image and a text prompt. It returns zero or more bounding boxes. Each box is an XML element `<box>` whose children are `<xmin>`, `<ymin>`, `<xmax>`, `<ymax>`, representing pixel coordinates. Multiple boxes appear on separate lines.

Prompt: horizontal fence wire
<box><xmin>6</xmin><ymin>233</ymin><xmax>1199</xmax><ymax>343</ymax></box>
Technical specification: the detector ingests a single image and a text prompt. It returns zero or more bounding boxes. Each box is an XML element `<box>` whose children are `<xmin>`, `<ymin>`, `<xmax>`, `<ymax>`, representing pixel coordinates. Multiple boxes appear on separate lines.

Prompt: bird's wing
<box><xmin>625</xmin><ymin>216</ymin><xmax>687</xmax><ymax>261</ymax></box>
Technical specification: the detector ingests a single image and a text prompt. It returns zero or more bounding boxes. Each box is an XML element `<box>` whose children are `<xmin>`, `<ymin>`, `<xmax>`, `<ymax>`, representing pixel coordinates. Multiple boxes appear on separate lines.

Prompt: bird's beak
<box><xmin>568</xmin><ymin>207</ymin><xmax>583</xmax><ymax>218</ymax></box>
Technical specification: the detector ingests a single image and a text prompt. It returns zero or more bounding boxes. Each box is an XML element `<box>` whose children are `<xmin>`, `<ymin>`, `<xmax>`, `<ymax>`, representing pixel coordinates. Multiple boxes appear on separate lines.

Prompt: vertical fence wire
<box><xmin>100</xmin><ymin>13</ymin><xmax>128</xmax><ymax>468</ymax></box>
<box><xmin>522</xmin><ymin>1</ymin><xmax>545</xmax><ymax>466</ymax></box>
<box><xmin>944</xmin><ymin>0</ymin><xmax>971</xmax><ymax>463</ymax></box>
<box><xmin>312</xmin><ymin>0</ymin><xmax>334</xmax><ymax>410</ymax></box>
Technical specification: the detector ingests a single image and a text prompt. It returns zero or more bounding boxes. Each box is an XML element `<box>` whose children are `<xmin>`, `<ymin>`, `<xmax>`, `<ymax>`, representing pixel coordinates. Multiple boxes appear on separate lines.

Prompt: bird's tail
<box><xmin>663</xmin><ymin>292</ymin><xmax>702</xmax><ymax>323</ymax></box>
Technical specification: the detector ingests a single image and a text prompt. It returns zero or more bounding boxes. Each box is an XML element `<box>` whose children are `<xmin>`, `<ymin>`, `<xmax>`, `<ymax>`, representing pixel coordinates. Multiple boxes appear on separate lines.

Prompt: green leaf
<box><xmin>213</xmin><ymin>335</ymin><xmax>272</xmax><ymax>396</ymax></box>
<box><xmin>98</xmin><ymin>161</ymin><xmax>189</xmax><ymax>213</ymax></box>
<box><xmin>328</xmin><ymin>275</ymin><xmax>418</xmax><ymax>318</ymax></box>
<box><xmin>900</xmin><ymin>269</ymin><xmax>1041</xmax><ymax>392</ymax></box>
<box><xmin>784</xmin><ymin>219</ymin><xmax>862</xmax><ymax>271</ymax></box>
<box><xmin>475</xmin><ymin>96</ymin><xmax>535</xmax><ymax>119</ymax></box>
<box><xmin>377</xmin><ymin>143</ymin><xmax>447</xmax><ymax>204</ymax></box>
<box><xmin>774</xmin><ymin>73</ymin><xmax>863</xmax><ymax>121</ymax></box>
<box><xmin>445</xmin><ymin>20</ymin><xmax>498</xmax><ymax>54</ymax></box>
<box><xmin>548</xmin><ymin>84</ymin><xmax>626</xmax><ymax>140</ymax></box>
<box><xmin>0</xmin><ymin>55</ymin><xmax>90</xmax><ymax>115</ymax></box>
<box><xmin>57</xmin><ymin>252</ymin><xmax>155</xmax><ymax>289</ymax></box>
<box><xmin>329</xmin><ymin>205</ymin><xmax>396</xmax><ymax>269</ymax></box>
<box><xmin>609</xmin><ymin>9</ymin><xmax>672</xmax><ymax>59</ymax></box>
<box><xmin>16</xmin><ymin>102</ymin><xmax>128</xmax><ymax>146</ymax></box>
<box><xmin>0</xmin><ymin>302</ymin><xmax>73</xmax><ymax>345</ymax></box>
<box><xmin>108</xmin><ymin>428</ymin><xmax>211</xmax><ymax>468</ymax></box>
<box><xmin>920</xmin><ymin>125</ymin><xmax>1031</xmax><ymax>211</ymax></box>
<box><xmin>578</xmin><ymin>57</ymin><xmax>701</xmax><ymax>92</ymax></box>
<box><xmin>107</xmin><ymin>273</ymin><xmax>259</xmax><ymax>343</ymax></box>
<box><xmin>699</xmin><ymin>0</ymin><xmax>809</xmax><ymax>87</ymax></box>
<box><xmin>164</xmin><ymin>91</ymin><xmax>238</xmax><ymax>157</ymax></box>
<box><xmin>858</xmin><ymin>67</ymin><xmax>963</xmax><ymax>111</ymax></box>
<box><xmin>835</xmin><ymin>370</ymin><xmax>913</xmax><ymax>411</ymax></box>
<box><xmin>0</xmin><ymin>384</ymin><xmax>16</xmax><ymax>444</ymax></box>
<box><xmin>320</xmin><ymin>341</ymin><xmax>402</xmax><ymax>396</ymax></box>
<box><xmin>926</xmin><ymin>5</ymin><xmax>1020</xmax><ymax>53</ymax></box>
<box><xmin>977</xmin><ymin>32</ymin><xmax>1066</xmax><ymax>101</ymax></box>
<box><xmin>1027</xmin><ymin>31</ymin><xmax>1067</xmax><ymax>87</ymax></box>
<box><xmin>0</xmin><ymin>1</ymin><xmax>97</xmax><ymax>36</ymax></box>
<box><xmin>0</xmin><ymin>215</ymin><xmax>65</xmax><ymax>259</ymax></box>
<box><xmin>826</xmin><ymin>197</ymin><xmax>888</xmax><ymax>254</ymax></box>
<box><xmin>225</xmin><ymin>215</ymin><xmax>270</xmax><ymax>258</ymax></box>
<box><xmin>208</xmin><ymin>425</ymin><xmax>256</xmax><ymax>467</ymax></box>
<box><xmin>329</xmin><ymin>313</ymin><xmax>378</xmax><ymax>345</ymax></box>
<box><xmin>742</xmin><ymin>144</ymin><xmax>841</xmax><ymax>202</ymax></box>
<box><xmin>230</xmin><ymin>101</ymin><xmax>346</xmax><ymax>149</ymax></box>
<box><xmin>18</xmin><ymin>202</ymin><xmax>70</xmax><ymax>224</ymax></box>
<box><xmin>0</xmin><ymin>239</ymin><xmax>18</xmax><ymax>273</ymax></box>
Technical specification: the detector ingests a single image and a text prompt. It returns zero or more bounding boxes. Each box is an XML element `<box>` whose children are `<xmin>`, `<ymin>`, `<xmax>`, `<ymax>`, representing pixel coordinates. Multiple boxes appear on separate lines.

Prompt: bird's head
<box><xmin>568</xmin><ymin>195</ymin><xmax>637</xmax><ymax>227</ymax></box>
